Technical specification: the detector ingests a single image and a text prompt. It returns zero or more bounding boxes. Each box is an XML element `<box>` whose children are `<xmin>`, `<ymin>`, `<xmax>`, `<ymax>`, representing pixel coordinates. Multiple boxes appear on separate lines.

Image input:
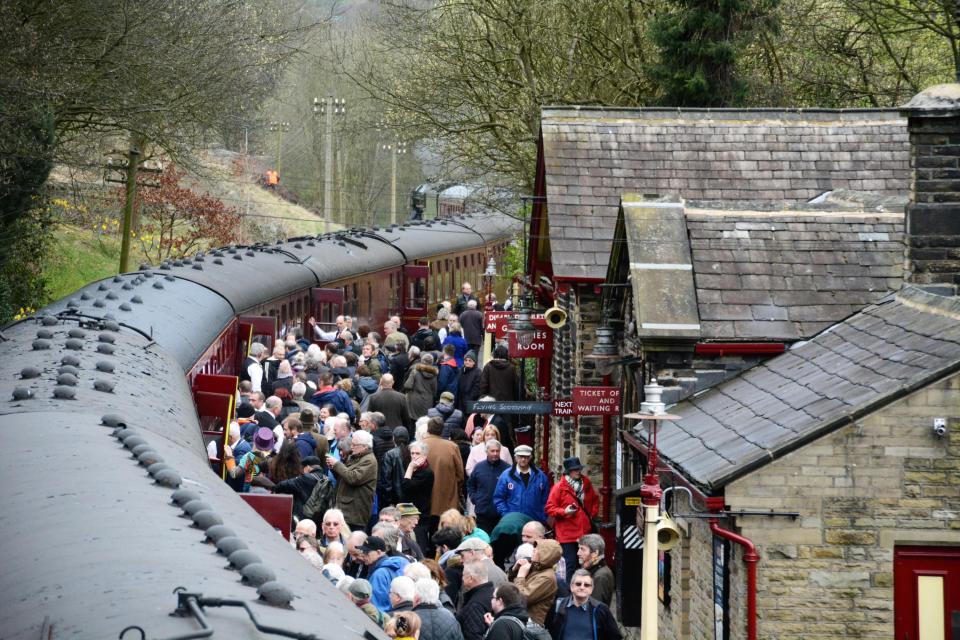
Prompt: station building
<box><xmin>528</xmin><ymin>84</ymin><xmax>960</xmax><ymax>637</ymax></box>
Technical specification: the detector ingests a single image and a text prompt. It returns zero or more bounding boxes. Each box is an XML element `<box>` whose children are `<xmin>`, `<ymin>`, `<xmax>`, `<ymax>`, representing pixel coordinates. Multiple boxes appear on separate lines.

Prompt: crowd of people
<box><xmin>217</xmin><ymin>284</ymin><xmax>622</xmax><ymax>640</ymax></box>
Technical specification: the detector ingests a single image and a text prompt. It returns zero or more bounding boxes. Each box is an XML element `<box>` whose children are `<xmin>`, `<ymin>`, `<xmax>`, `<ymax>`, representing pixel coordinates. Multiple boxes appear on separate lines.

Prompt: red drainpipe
<box><xmin>707</xmin><ymin>499</ymin><xmax>759</xmax><ymax>640</ymax></box>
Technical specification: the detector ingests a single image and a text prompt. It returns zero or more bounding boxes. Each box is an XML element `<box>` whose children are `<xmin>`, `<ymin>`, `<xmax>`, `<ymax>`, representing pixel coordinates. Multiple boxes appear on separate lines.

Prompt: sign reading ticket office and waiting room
<box><xmin>552</xmin><ymin>386</ymin><xmax>622</xmax><ymax>417</ymax></box>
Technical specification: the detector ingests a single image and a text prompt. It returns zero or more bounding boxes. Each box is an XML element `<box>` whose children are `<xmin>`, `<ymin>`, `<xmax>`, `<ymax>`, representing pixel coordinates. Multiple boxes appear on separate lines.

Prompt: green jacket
<box><xmin>331</xmin><ymin>450</ymin><xmax>378</xmax><ymax>526</ymax></box>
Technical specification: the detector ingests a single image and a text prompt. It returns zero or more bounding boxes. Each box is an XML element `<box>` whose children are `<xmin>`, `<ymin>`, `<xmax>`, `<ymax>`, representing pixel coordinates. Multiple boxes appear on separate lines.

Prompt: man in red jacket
<box><xmin>545</xmin><ymin>457</ymin><xmax>599</xmax><ymax>584</ymax></box>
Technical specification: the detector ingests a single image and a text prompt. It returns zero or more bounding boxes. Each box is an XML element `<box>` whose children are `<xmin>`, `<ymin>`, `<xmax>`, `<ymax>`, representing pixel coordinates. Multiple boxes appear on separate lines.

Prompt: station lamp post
<box><xmin>624</xmin><ymin>378</ymin><xmax>680</xmax><ymax>640</ymax></box>
<box><xmin>481</xmin><ymin>257</ymin><xmax>497</xmax><ymax>363</ymax></box>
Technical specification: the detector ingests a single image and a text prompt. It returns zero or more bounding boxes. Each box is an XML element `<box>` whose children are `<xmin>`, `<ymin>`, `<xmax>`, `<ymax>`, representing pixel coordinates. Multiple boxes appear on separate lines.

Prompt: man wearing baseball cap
<box><xmin>360</xmin><ymin>535</ymin><xmax>410</xmax><ymax>613</ymax></box>
<box><xmin>492</xmin><ymin>444</ymin><xmax>550</xmax><ymax>523</ymax></box>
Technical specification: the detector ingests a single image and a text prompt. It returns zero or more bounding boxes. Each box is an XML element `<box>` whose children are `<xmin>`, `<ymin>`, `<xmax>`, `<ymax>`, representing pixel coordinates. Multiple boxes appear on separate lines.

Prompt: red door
<box><xmin>894</xmin><ymin>545</ymin><xmax>960</xmax><ymax>640</ymax></box>
<box><xmin>192</xmin><ymin>374</ymin><xmax>238</xmax><ymax>479</ymax></box>
<box><xmin>402</xmin><ymin>264</ymin><xmax>429</xmax><ymax>333</ymax></box>
<box><xmin>310</xmin><ymin>287</ymin><xmax>344</xmax><ymax>345</ymax></box>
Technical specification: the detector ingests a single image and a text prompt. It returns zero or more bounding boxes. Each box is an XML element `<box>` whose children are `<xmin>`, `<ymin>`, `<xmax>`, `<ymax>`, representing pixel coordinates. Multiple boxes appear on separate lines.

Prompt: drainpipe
<box><xmin>709</xmin><ymin>512</ymin><xmax>759</xmax><ymax>640</ymax></box>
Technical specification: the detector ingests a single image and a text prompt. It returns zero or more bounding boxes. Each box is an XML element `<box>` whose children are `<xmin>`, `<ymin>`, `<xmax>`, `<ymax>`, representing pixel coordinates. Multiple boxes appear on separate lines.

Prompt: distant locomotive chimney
<box><xmin>901</xmin><ymin>84</ymin><xmax>960</xmax><ymax>291</ymax></box>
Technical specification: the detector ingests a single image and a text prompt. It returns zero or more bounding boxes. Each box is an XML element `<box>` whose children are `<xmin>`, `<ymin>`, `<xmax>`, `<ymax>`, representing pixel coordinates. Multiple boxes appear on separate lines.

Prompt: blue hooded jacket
<box><xmin>442</xmin><ymin>334</ymin><xmax>469</xmax><ymax>366</ymax></box>
<box><xmin>369</xmin><ymin>554</ymin><xmax>410</xmax><ymax>612</ymax></box>
<box><xmin>310</xmin><ymin>387</ymin><xmax>355</xmax><ymax>420</ymax></box>
<box><xmin>293</xmin><ymin>432</ymin><xmax>317</xmax><ymax>460</ymax></box>
<box><xmin>493</xmin><ymin>465</ymin><xmax>550</xmax><ymax>522</ymax></box>
<box><xmin>436</xmin><ymin>358</ymin><xmax>460</xmax><ymax>399</ymax></box>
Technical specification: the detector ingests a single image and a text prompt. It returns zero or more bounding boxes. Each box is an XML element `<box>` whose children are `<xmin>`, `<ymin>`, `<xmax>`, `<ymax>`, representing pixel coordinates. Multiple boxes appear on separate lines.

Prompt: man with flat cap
<box><xmin>493</xmin><ymin>444</ymin><xmax>550</xmax><ymax>523</ymax></box>
<box><xmin>396</xmin><ymin>503</ymin><xmax>425</xmax><ymax>560</ymax></box>
<box><xmin>546</xmin><ymin>456</ymin><xmax>599</xmax><ymax>583</ymax></box>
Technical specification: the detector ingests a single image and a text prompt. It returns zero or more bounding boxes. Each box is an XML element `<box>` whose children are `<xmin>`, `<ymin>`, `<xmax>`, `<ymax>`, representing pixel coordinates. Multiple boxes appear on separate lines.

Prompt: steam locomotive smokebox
<box><xmin>615</xmin><ymin>482</ymin><xmax>646</xmax><ymax>627</ymax></box>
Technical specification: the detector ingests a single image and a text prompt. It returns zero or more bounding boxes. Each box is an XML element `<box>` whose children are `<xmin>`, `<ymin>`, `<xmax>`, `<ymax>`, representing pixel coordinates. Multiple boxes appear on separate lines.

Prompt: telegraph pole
<box><xmin>118</xmin><ymin>147</ymin><xmax>140</xmax><ymax>274</ymax></box>
<box><xmin>387</xmin><ymin>140</ymin><xmax>407</xmax><ymax>225</ymax></box>
<box><xmin>269</xmin><ymin>121</ymin><xmax>290</xmax><ymax>175</ymax></box>
<box><xmin>313</xmin><ymin>97</ymin><xmax>345</xmax><ymax>233</ymax></box>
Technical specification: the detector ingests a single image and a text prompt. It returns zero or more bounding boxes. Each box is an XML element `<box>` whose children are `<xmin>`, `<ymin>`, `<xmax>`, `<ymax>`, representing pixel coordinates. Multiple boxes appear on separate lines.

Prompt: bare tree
<box><xmin>336</xmin><ymin>0</ymin><xmax>663</xmax><ymax>190</ymax></box>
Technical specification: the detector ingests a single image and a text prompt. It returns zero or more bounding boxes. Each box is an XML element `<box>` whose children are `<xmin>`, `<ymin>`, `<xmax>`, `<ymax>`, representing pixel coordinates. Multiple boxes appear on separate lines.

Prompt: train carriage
<box><xmin>0</xmin><ymin>209</ymin><xmax>518</xmax><ymax>639</ymax></box>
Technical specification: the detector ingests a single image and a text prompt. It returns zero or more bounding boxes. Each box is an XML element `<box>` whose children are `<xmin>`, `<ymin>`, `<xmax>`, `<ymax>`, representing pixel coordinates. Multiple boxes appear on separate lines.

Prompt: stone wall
<box><xmin>547</xmin><ymin>285</ymin><xmax>607</xmax><ymax>473</ymax></box>
<box><xmin>709</xmin><ymin>371</ymin><xmax>960</xmax><ymax>639</ymax></box>
<box><xmin>906</xmin><ymin>105</ymin><xmax>960</xmax><ymax>286</ymax></box>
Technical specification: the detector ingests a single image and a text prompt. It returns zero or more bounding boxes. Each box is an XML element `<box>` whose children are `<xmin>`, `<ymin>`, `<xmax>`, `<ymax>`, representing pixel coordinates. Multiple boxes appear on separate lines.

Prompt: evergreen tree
<box><xmin>0</xmin><ymin>104</ymin><xmax>55</xmax><ymax>323</ymax></box>
<box><xmin>649</xmin><ymin>0</ymin><xmax>779</xmax><ymax>107</ymax></box>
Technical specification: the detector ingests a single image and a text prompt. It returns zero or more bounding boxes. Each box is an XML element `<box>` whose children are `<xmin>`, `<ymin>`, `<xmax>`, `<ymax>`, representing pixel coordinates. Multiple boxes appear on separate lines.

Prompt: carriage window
<box><xmin>409</xmin><ymin>276</ymin><xmax>427</xmax><ymax>309</ymax></box>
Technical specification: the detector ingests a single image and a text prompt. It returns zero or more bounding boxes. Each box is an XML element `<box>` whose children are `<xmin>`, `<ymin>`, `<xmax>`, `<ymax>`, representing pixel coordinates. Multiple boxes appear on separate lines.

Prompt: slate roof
<box><xmin>687</xmin><ymin>206</ymin><xmax>906</xmax><ymax>341</ymax></box>
<box><xmin>640</xmin><ymin>286</ymin><xmax>960</xmax><ymax>491</ymax></box>
<box><xmin>540</xmin><ymin>107</ymin><xmax>910</xmax><ymax>280</ymax></box>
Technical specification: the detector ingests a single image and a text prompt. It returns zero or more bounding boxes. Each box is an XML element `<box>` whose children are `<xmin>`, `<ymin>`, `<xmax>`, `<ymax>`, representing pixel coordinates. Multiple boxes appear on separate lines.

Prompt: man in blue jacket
<box><xmin>360</xmin><ymin>535</ymin><xmax>410</xmax><ymax>613</ymax></box>
<box><xmin>310</xmin><ymin>371</ymin><xmax>355</xmax><ymax>420</ymax></box>
<box><xmin>493</xmin><ymin>445</ymin><xmax>550</xmax><ymax>523</ymax></box>
<box><xmin>468</xmin><ymin>439</ymin><xmax>511</xmax><ymax>533</ymax></box>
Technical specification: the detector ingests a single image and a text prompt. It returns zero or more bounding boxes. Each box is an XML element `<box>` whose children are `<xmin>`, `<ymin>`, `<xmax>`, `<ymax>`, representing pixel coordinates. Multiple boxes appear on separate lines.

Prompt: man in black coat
<box><xmin>483</xmin><ymin>583</ymin><xmax>530</xmax><ymax>640</ymax></box>
<box><xmin>457</xmin><ymin>561</ymin><xmax>496</xmax><ymax>640</ymax></box>
<box><xmin>410</xmin><ymin>317</ymin><xmax>438</xmax><ymax>351</ymax></box>
<box><xmin>453</xmin><ymin>282</ymin><xmax>478</xmax><ymax>315</ymax></box>
<box><xmin>366</xmin><ymin>373</ymin><xmax>413</xmax><ymax>429</ymax></box>
<box><xmin>459</xmin><ymin>299</ymin><xmax>485</xmax><ymax>354</ymax></box>
<box><xmin>456</xmin><ymin>350</ymin><xmax>482</xmax><ymax>416</ymax></box>
<box><xmin>386</xmin><ymin>342</ymin><xmax>411</xmax><ymax>387</ymax></box>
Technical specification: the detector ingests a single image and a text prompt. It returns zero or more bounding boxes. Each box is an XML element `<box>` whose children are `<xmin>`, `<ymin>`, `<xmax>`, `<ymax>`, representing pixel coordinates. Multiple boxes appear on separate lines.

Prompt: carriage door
<box><xmin>310</xmin><ymin>287</ymin><xmax>344</xmax><ymax>345</ymax></box>
<box><xmin>192</xmin><ymin>374</ymin><xmax>238</xmax><ymax>478</ymax></box>
<box><xmin>236</xmin><ymin>315</ymin><xmax>278</xmax><ymax>372</ymax></box>
<box><xmin>895</xmin><ymin>546</ymin><xmax>960</xmax><ymax>639</ymax></box>
<box><xmin>402</xmin><ymin>264</ymin><xmax>429</xmax><ymax>333</ymax></box>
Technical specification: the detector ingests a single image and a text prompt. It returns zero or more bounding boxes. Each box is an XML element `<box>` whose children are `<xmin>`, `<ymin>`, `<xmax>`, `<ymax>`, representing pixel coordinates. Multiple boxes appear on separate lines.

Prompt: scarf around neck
<box><xmin>565</xmin><ymin>474</ymin><xmax>584</xmax><ymax>501</ymax></box>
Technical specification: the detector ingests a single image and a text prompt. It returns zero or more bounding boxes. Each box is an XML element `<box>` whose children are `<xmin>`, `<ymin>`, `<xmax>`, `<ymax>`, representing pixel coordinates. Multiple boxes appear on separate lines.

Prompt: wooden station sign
<box><xmin>552</xmin><ymin>386</ymin><xmax>622</xmax><ymax>417</ymax></box>
<box><xmin>508</xmin><ymin>327</ymin><xmax>553</xmax><ymax>358</ymax></box>
<box><xmin>468</xmin><ymin>400</ymin><xmax>554</xmax><ymax>415</ymax></box>
<box><xmin>573</xmin><ymin>386</ymin><xmax>621</xmax><ymax>415</ymax></box>
<box><xmin>484</xmin><ymin>311</ymin><xmax>547</xmax><ymax>339</ymax></box>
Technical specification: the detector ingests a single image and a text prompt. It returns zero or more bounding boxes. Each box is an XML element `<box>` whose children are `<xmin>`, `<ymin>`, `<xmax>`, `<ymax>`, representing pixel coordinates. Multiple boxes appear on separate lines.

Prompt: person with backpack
<box><xmin>271</xmin><ymin>455</ymin><xmax>332</xmax><ymax>524</ymax></box>
<box><xmin>545</xmin><ymin>569</ymin><xmax>621</xmax><ymax>640</ymax></box>
<box><xmin>482</xmin><ymin>583</ymin><xmax>550</xmax><ymax>640</ymax></box>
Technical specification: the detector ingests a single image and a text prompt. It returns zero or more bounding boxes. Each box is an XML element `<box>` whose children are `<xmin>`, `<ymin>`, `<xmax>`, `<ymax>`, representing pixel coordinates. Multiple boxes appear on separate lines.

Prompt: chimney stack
<box><xmin>901</xmin><ymin>84</ymin><xmax>960</xmax><ymax>289</ymax></box>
